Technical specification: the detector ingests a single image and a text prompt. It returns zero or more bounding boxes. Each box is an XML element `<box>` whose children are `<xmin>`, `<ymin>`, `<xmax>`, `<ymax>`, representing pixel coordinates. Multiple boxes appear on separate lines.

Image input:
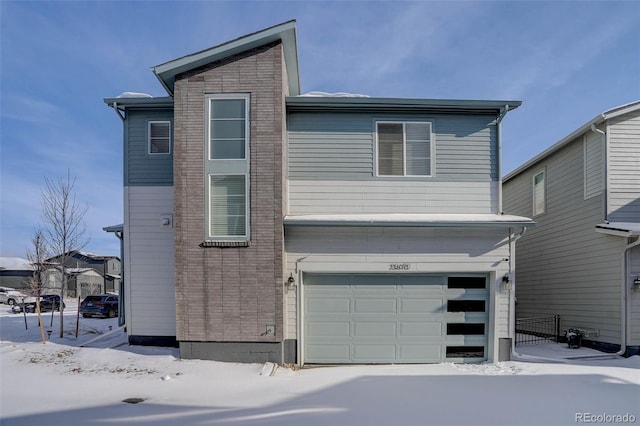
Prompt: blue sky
<box><xmin>1</xmin><ymin>1</ymin><xmax>638</xmax><ymax>258</ymax></box>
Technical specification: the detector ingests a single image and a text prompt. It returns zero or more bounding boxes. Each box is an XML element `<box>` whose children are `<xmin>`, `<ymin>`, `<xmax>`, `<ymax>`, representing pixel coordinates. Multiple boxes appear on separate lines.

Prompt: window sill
<box><xmin>200</xmin><ymin>240</ymin><xmax>250</xmax><ymax>248</ymax></box>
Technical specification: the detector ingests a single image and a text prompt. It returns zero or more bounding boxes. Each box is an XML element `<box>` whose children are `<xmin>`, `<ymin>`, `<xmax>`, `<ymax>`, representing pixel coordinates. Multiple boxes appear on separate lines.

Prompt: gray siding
<box><xmin>504</xmin><ymin>138</ymin><xmax>626</xmax><ymax>344</ymax></box>
<box><xmin>607</xmin><ymin>110</ymin><xmax>640</xmax><ymax>222</ymax></box>
<box><xmin>284</xmin><ymin>226</ymin><xmax>514</xmax><ymax>363</ymax></box>
<box><xmin>124</xmin><ymin>186</ymin><xmax>176</xmax><ymax>336</ymax></box>
<box><xmin>287</xmin><ymin>112</ymin><xmax>497</xmax><ymax>181</ymax></box>
<box><xmin>125</xmin><ymin>110</ymin><xmax>174</xmax><ymax>186</ymax></box>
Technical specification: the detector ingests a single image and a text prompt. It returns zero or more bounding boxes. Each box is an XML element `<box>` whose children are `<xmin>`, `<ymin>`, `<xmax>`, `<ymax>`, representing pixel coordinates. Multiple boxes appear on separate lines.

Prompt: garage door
<box><xmin>303</xmin><ymin>273</ymin><xmax>489</xmax><ymax>364</ymax></box>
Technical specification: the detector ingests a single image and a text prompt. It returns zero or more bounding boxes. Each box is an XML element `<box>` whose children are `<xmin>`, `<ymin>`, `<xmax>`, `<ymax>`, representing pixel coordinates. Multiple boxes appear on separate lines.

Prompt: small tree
<box><xmin>41</xmin><ymin>171</ymin><xmax>89</xmax><ymax>338</ymax></box>
<box><xmin>26</xmin><ymin>229</ymin><xmax>49</xmax><ymax>298</ymax></box>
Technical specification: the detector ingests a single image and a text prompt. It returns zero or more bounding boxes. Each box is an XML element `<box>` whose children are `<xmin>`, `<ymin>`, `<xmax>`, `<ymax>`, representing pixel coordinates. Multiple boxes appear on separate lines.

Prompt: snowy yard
<box><xmin>1</xmin><ymin>301</ymin><xmax>638</xmax><ymax>426</ymax></box>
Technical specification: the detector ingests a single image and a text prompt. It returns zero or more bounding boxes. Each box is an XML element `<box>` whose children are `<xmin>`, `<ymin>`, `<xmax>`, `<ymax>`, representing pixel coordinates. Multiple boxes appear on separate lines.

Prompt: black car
<box><xmin>79</xmin><ymin>294</ymin><xmax>119</xmax><ymax>318</ymax></box>
<box><xmin>12</xmin><ymin>294</ymin><xmax>65</xmax><ymax>313</ymax></box>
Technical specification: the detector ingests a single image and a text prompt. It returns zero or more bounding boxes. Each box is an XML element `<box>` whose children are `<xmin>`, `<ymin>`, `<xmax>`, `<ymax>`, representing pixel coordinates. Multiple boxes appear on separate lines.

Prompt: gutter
<box><xmin>110</xmin><ymin>102</ymin><xmax>125</xmax><ymax>121</ymax></box>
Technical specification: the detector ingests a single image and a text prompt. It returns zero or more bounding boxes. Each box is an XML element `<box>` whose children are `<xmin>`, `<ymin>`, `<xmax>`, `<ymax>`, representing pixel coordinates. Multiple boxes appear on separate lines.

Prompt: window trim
<box><xmin>375</xmin><ymin>120</ymin><xmax>434</xmax><ymax>177</ymax></box>
<box><xmin>204</xmin><ymin>93</ymin><xmax>251</xmax><ymax>243</ymax></box>
<box><xmin>207</xmin><ymin>94</ymin><xmax>250</xmax><ymax>161</ymax></box>
<box><xmin>207</xmin><ymin>173</ymin><xmax>250</xmax><ymax>241</ymax></box>
<box><xmin>532</xmin><ymin>169</ymin><xmax>546</xmax><ymax>217</ymax></box>
<box><xmin>148</xmin><ymin>121</ymin><xmax>171</xmax><ymax>155</ymax></box>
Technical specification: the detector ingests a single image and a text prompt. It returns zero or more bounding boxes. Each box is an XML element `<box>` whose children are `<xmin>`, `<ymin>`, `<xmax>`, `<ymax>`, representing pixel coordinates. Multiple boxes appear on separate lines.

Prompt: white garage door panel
<box><xmin>303</xmin><ymin>273</ymin><xmax>489</xmax><ymax>364</ymax></box>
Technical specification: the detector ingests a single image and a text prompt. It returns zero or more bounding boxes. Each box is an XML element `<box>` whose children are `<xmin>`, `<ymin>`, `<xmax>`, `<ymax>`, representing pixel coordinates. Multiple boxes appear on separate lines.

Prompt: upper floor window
<box><xmin>205</xmin><ymin>94</ymin><xmax>250</xmax><ymax>242</ymax></box>
<box><xmin>148</xmin><ymin>121</ymin><xmax>171</xmax><ymax>154</ymax></box>
<box><xmin>376</xmin><ymin>122</ymin><xmax>432</xmax><ymax>176</ymax></box>
<box><xmin>533</xmin><ymin>170</ymin><xmax>545</xmax><ymax>216</ymax></box>
<box><xmin>209</xmin><ymin>97</ymin><xmax>248</xmax><ymax>160</ymax></box>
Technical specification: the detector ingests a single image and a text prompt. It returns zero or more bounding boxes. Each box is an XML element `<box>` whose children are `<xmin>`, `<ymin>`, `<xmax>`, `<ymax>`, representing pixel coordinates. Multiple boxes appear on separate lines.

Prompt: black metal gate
<box><xmin>516</xmin><ymin>315</ymin><xmax>560</xmax><ymax>345</ymax></box>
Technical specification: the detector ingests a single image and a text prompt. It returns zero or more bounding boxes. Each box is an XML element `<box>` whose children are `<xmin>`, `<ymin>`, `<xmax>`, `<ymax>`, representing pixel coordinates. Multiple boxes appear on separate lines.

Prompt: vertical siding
<box><xmin>503</xmin><ymin>137</ymin><xmax>625</xmax><ymax>344</ymax></box>
<box><xmin>173</xmin><ymin>42</ymin><xmax>285</xmax><ymax>343</ymax></box>
<box><xmin>284</xmin><ymin>226</ymin><xmax>513</xmax><ymax>361</ymax></box>
<box><xmin>125</xmin><ymin>186</ymin><xmax>176</xmax><ymax>336</ymax></box>
<box><xmin>607</xmin><ymin>111</ymin><xmax>640</xmax><ymax>222</ymax></box>
<box><xmin>125</xmin><ymin>110</ymin><xmax>174</xmax><ymax>186</ymax></box>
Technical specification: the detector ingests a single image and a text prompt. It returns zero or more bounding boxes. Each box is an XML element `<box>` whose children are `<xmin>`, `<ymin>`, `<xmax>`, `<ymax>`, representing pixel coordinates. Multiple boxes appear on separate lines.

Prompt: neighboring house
<box><xmin>0</xmin><ymin>257</ymin><xmax>33</xmax><ymax>290</ymax></box>
<box><xmin>104</xmin><ymin>20</ymin><xmax>534</xmax><ymax>364</ymax></box>
<box><xmin>46</xmin><ymin>251</ymin><xmax>121</xmax><ymax>298</ymax></box>
<box><xmin>503</xmin><ymin>101</ymin><xmax>640</xmax><ymax>356</ymax></box>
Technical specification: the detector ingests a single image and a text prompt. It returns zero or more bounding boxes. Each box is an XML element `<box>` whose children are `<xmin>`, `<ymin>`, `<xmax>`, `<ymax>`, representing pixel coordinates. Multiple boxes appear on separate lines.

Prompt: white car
<box><xmin>0</xmin><ymin>287</ymin><xmax>29</xmax><ymax>305</ymax></box>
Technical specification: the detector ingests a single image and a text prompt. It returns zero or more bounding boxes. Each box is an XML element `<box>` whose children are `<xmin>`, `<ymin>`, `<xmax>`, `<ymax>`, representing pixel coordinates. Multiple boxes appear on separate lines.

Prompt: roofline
<box><xmin>152</xmin><ymin>20</ymin><xmax>300</xmax><ymax>96</ymax></box>
<box><xmin>504</xmin><ymin>100</ymin><xmax>640</xmax><ymax>182</ymax></box>
<box><xmin>286</xmin><ymin>96</ymin><xmax>521</xmax><ymax>113</ymax></box>
<box><xmin>103</xmin><ymin>96</ymin><xmax>173</xmax><ymax>110</ymax></box>
<box><xmin>283</xmin><ymin>214</ymin><xmax>535</xmax><ymax>228</ymax></box>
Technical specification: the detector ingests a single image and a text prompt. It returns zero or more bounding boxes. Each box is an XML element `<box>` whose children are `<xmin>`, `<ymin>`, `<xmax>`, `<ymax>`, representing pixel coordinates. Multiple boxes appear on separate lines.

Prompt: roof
<box><xmin>504</xmin><ymin>100</ymin><xmax>640</xmax><ymax>182</ymax></box>
<box><xmin>595</xmin><ymin>222</ymin><xmax>640</xmax><ymax>237</ymax></box>
<box><xmin>152</xmin><ymin>20</ymin><xmax>300</xmax><ymax>96</ymax></box>
<box><xmin>287</xmin><ymin>96</ymin><xmax>521</xmax><ymax>114</ymax></box>
<box><xmin>0</xmin><ymin>257</ymin><xmax>33</xmax><ymax>271</ymax></box>
<box><xmin>284</xmin><ymin>213</ymin><xmax>535</xmax><ymax>228</ymax></box>
<box><xmin>103</xmin><ymin>95</ymin><xmax>173</xmax><ymax>111</ymax></box>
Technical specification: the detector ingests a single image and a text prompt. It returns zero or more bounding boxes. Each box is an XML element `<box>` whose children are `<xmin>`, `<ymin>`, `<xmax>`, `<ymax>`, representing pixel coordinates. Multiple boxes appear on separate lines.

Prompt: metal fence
<box><xmin>515</xmin><ymin>315</ymin><xmax>560</xmax><ymax>345</ymax></box>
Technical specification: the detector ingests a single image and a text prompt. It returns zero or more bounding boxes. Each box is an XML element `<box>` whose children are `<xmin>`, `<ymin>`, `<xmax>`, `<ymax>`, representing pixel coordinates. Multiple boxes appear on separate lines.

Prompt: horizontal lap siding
<box><xmin>125</xmin><ymin>186</ymin><xmax>176</xmax><ymax>336</ymax></box>
<box><xmin>126</xmin><ymin>110</ymin><xmax>174</xmax><ymax>186</ymax></box>
<box><xmin>287</xmin><ymin>113</ymin><xmax>498</xmax><ymax>214</ymax></box>
<box><xmin>607</xmin><ymin>111</ymin><xmax>640</xmax><ymax>222</ymax></box>
<box><xmin>631</xmin><ymin>246</ymin><xmax>640</xmax><ymax>345</ymax></box>
<box><xmin>503</xmin><ymin>137</ymin><xmax>625</xmax><ymax>344</ymax></box>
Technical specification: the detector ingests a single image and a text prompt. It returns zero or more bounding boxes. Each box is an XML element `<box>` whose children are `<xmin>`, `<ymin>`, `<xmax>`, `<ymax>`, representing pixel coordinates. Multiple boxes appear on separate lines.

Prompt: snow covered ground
<box><xmin>1</xmin><ymin>301</ymin><xmax>638</xmax><ymax>426</ymax></box>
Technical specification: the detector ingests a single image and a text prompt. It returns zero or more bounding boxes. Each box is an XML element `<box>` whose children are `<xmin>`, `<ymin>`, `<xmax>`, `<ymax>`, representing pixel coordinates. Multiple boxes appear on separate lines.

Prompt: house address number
<box><xmin>388</xmin><ymin>263</ymin><xmax>411</xmax><ymax>271</ymax></box>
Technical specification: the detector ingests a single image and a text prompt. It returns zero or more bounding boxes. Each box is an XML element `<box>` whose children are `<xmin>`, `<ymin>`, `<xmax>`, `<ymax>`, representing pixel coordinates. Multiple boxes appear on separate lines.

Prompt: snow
<box><xmin>116</xmin><ymin>92</ymin><xmax>153</xmax><ymax>98</ymax></box>
<box><xmin>0</xmin><ymin>257</ymin><xmax>33</xmax><ymax>271</ymax></box>
<box><xmin>300</xmin><ymin>91</ymin><xmax>369</xmax><ymax>98</ymax></box>
<box><xmin>1</xmin><ymin>302</ymin><xmax>638</xmax><ymax>426</ymax></box>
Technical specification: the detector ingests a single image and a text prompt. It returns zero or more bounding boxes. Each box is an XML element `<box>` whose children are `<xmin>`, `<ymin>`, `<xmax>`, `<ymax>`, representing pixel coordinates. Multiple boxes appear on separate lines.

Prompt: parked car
<box><xmin>79</xmin><ymin>294</ymin><xmax>119</xmax><ymax>318</ymax></box>
<box><xmin>11</xmin><ymin>294</ymin><xmax>65</xmax><ymax>313</ymax></box>
<box><xmin>0</xmin><ymin>287</ymin><xmax>28</xmax><ymax>305</ymax></box>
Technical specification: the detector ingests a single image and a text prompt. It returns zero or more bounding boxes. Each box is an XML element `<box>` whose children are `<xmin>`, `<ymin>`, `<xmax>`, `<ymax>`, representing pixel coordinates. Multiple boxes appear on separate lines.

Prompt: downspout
<box><xmin>496</xmin><ymin>105</ymin><xmax>510</xmax><ymax>214</ymax></box>
<box><xmin>617</xmin><ymin>236</ymin><xmax>640</xmax><ymax>356</ymax></box>
<box><xmin>509</xmin><ymin>226</ymin><xmax>528</xmax><ymax>358</ymax></box>
<box><xmin>589</xmin><ymin>123</ymin><xmax>607</xmax><ymax>221</ymax></box>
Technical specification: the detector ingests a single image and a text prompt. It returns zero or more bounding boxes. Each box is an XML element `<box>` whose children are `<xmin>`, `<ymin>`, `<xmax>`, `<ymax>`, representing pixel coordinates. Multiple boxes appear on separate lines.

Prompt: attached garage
<box><xmin>302</xmin><ymin>273</ymin><xmax>489</xmax><ymax>364</ymax></box>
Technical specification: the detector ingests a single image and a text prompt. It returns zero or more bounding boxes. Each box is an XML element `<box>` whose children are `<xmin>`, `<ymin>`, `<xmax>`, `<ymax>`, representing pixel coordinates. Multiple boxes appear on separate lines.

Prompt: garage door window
<box><xmin>446</xmin><ymin>346</ymin><xmax>485</xmax><ymax>358</ymax></box>
<box><xmin>447</xmin><ymin>300</ymin><xmax>485</xmax><ymax>312</ymax></box>
<box><xmin>448</xmin><ymin>276</ymin><xmax>486</xmax><ymax>289</ymax></box>
<box><xmin>447</xmin><ymin>323</ymin><xmax>485</xmax><ymax>335</ymax></box>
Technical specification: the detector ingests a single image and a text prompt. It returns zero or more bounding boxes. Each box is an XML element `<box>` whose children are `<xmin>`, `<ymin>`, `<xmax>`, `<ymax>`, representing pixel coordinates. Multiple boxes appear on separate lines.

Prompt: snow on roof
<box><xmin>595</xmin><ymin>222</ymin><xmax>640</xmax><ymax>237</ymax></box>
<box><xmin>117</xmin><ymin>92</ymin><xmax>153</xmax><ymax>98</ymax></box>
<box><xmin>0</xmin><ymin>257</ymin><xmax>33</xmax><ymax>271</ymax></box>
<box><xmin>300</xmin><ymin>91</ymin><xmax>369</xmax><ymax>98</ymax></box>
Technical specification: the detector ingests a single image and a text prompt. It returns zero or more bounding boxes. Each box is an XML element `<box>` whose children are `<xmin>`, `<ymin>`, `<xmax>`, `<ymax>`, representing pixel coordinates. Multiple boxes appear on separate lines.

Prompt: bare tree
<box><xmin>41</xmin><ymin>171</ymin><xmax>89</xmax><ymax>338</ymax></box>
<box><xmin>25</xmin><ymin>229</ymin><xmax>49</xmax><ymax>298</ymax></box>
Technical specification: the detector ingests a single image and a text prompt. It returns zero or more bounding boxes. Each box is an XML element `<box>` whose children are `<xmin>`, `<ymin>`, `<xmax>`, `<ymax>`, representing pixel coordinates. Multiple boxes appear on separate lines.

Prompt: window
<box><xmin>209</xmin><ymin>175</ymin><xmax>247</xmax><ymax>238</ymax></box>
<box><xmin>209</xmin><ymin>98</ymin><xmax>247</xmax><ymax>160</ymax></box>
<box><xmin>377</xmin><ymin>122</ymin><xmax>432</xmax><ymax>176</ymax></box>
<box><xmin>148</xmin><ymin>121</ymin><xmax>171</xmax><ymax>154</ymax></box>
<box><xmin>205</xmin><ymin>94</ymin><xmax>250</xmax><ymax>242</ymax></box>
<box><xmin>533</xmin><ymin>170</ymin><xmax>545</xmax><ymax>216</ymax></box>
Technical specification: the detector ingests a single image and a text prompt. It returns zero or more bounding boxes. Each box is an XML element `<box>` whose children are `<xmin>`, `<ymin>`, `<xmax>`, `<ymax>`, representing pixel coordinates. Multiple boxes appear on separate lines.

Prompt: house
<box><xmin>104</xmin><ymin>20</ymin><xmax>534</xmax><ymax>364</ymax></box>
<box><xmin>46</xmin><ymin>251</ymin><xmax>121</xmax><ymax>298</ymax></box>
<box><xmin>503</xmin><ymin>101</ymin><xmax>640</xmax><ymax>356</ymax></box>
<box><xmin>0</xmin><ymin>257</ymin><xmax>33</xmax><ymax>290</ymax></box>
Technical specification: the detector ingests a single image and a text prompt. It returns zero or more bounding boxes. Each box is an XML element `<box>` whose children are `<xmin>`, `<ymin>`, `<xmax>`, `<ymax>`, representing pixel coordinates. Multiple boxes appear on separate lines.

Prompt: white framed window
<box><xmin>533</xmin><ymin>169</ymin><xmax>545</xmax><ymax>216</ymax></box>
<box><xmin>208</xmin><ymin>96</ymin><xmax>248</xmax><ymax>160</ymax></box>
<box><xmin>376</xmin><ymin>121</ymin><xmax>433</xmax><ymax>176</ymax></box>
<box><xmin>148</xmin><ymin>121</ymin><xmax>171</xmax><ymax>154</ymax></box>
<box><xmin>205</xmin><ymin>94</ymin><xmax>250</xmax><ymax>242</ymax></box>
<box><xmin>208</xmin><ymin>174</ymin><xmax>248</xmax><ymax>239</ymax></box>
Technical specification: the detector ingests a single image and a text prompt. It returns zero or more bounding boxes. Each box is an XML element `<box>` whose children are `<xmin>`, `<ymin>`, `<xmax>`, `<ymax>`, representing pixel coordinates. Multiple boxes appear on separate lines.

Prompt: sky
<box><xmin>1</xmin><ymin>0</ymin><xmax>638</xmax><ymax>259</ymax></box>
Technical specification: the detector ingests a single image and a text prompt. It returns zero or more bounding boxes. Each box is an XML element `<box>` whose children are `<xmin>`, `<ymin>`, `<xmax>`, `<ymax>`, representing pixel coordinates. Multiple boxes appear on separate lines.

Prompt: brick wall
<box><xmin>173</xmin><ymin>42</ymin><xmax>285</xmax><ymax>343</ymax></box>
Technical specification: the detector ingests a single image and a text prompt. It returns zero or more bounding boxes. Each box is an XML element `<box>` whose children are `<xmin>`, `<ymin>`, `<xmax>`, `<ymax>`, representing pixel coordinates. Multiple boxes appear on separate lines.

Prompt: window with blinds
<box><xmin>205</xmin><ymin>94</ymin><xmax>250</xmax><ymax>241</ymax></box>
<box><xmin>377</xmin><ymin>122</ymin><xmax>432</xmax><ymax>176</ymax></box>
<box><xmin>148</xmin><ymin>121</ymin><xmax>171</xmax><ymax>154</ymax></box>
<box><xmin>533</xmin><ymin>170</ymin><xmax>545</xmax><ymax>216</ymax></box>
